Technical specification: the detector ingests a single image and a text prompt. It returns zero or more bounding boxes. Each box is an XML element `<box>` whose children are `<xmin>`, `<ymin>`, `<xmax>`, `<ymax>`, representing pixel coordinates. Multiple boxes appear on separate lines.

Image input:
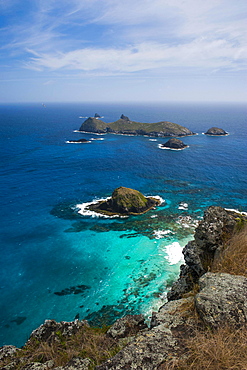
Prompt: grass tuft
<box><xmin>212</xmin><ymin>224</ymin><xmax>247</xmax><ymax>277</ymax></box>
<box><xmin>160</xmin><ymin>325</ymin><xmax>247</xmax><ymax>370</ymax></box>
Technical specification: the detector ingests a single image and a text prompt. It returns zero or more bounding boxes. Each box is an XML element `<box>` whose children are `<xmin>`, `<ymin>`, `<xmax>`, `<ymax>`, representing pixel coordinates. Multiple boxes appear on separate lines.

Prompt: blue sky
<box><xmin>0</xmin><ymin>0</ymin><xmax>246</xmax><ymax>103</ymax></box>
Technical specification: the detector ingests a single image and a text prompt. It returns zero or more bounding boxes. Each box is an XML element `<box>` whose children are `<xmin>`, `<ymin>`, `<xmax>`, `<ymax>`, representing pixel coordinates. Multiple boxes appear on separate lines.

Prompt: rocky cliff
<box><xmin>1</xmin><ymin>206</ymin><xmax>247</xmax><ymax>370</ymax></box>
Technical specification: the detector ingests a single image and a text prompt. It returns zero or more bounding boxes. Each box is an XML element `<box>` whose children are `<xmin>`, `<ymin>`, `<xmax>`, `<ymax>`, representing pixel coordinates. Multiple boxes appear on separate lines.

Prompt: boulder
<box><xmin>106</xmin><ymin>315</ymin><xmax>147</xmax><ymax>340</ymax></box>
<box><xmin>96</xmin><ymin>325</ymin><xmax>179</xmax><ymax>370</ymax></box>
<box><xmin>89</xmin><ymin>187</ymin><xmax>161</xmax><ymax>216</ymax></box>
<box><xmin>160</xmin><ymin>138</ymin><xmax>188</xmax><ymax>150</ymax></box>
<box><xmin>204</xmin><ymin>127</ymin><xmax>228</xmax><ymax>135</ymax></box>
<box><xmin>27</xmin><ymin>319</ymin><xmax>89</xmax><ymax>345</ymax></box>
<box><xmin>195</xmin><ymin>272</ymin><xmax>247</xmax><ymax>328</ymax></box>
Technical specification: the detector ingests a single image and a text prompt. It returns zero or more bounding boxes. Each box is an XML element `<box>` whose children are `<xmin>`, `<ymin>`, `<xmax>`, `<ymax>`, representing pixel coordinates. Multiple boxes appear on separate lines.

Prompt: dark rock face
<box><xmin>204</xmin><ymin>127</ymin><xmax>228</xmax><ymax>135</ymax></box>
<box><xmin>89</xmin><ymin>186</ymin><xmax>161</xmax><ymax>216</ymax></box>
<box><xmin>161</xmin><ymin>138</ymin><xmax>188</xmax><ymax>149</ymax></box>
<box><xmin>195</xmin><ymin>272</ymin><xmax>247</xmax><ymax>329</ymax></box>
<box><xmin>167</xmin><ymin>206</ymin><xmax>239</xmax><ymax>301</ymax></box>
<box><xmin>120</xmin><ymin>114</ymin><xmax>130</xmax><ymax>121</ymax></box>
<box><xmin>67</xmin><ymin>138</ymin><xmax>90</xmax><ymax>143</ymax></box>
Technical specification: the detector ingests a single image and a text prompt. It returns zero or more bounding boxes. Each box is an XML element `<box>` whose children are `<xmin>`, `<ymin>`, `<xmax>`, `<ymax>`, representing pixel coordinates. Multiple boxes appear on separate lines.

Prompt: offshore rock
<box><xmin>106</xmin><ymin>314</ymin><xmax>147</xmax><ymax>339</ymax></box>
<box><xmin>167</xmin><ymin>206</ymin><xmax>239</xmax><ymax>301</ymax></box>
<box><xmin>160</xmin><ymin>138</ymin><xmax>188</xmax><ymax>150</ymax></box>
<box><xmin>195</xmin><ymin>272</ymin><xmax>247</xmax><ymax>329</ymax></box>
<box><xmin>89</xmin><ymin>187</ymin><xmax>161</xmax><ymax>216</ymax></box>
<box><xmin>204</xmin><ymin>127</ymin><xmax>228</xmax><ymax>135</ymax></box>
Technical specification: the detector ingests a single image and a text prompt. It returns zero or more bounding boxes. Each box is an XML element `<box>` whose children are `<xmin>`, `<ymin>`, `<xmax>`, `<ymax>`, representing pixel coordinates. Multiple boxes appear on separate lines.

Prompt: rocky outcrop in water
<box><xmin>204</xmin><ymin>127</ymin><xmax>228</xmax><ymax>135</ymax></box>
<box><xmin>89</xmin><ymin>186</ymin><xmax>161</xmax><ymax>216</ymax></box>
<box><xmin>160</xmin><ymin>138</ymin><xmax>188</xmax><ymax>150</ymax></box>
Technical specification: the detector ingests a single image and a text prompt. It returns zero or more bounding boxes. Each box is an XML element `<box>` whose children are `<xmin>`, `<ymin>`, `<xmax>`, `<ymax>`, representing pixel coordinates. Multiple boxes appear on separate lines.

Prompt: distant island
<box><xmin>204</xmin><ymin>127</ymin><xmax>228</xmax><ymax>136</ymax></box>
<box><xmin>78</xmin><ymin>114</ymin><xmax>195</xmax><ymax>137</ymax></box>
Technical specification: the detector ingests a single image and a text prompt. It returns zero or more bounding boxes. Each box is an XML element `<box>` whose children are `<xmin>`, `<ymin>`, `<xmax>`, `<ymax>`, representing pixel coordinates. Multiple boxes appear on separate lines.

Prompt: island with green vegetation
<box><xmin>79</xmin><ymin>114</ymin><xmax>195</xmax><ymax>137</ymax></box>
<box><xmin>88</xmin><ymin>186</ymin><xmax>161</xmax><ymax>216</ymax></box>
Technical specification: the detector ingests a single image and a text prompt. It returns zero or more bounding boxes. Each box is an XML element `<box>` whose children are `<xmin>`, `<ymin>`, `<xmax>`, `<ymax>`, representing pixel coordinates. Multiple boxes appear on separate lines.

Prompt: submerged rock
<box><xmin>204</xmin><ymin>127</ymin><xmax>228</xmax><ymax>135</ymax></box>
<box><xmin>160</xmin><ymin>138</ymin><xmax>188</xmax><ymax>150</ymax></box>
<box><xmin>89</xmin><ymin>187</ymin><xmax>161</xmax><ymax>216</ymax></box>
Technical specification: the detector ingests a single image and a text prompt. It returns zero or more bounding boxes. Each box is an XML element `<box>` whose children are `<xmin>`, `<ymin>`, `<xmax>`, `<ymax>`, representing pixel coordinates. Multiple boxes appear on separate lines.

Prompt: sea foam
<box><xmin>164</xmin><ymin>242</ymin><xmax>184</xmax><ymax>265</ymax></box>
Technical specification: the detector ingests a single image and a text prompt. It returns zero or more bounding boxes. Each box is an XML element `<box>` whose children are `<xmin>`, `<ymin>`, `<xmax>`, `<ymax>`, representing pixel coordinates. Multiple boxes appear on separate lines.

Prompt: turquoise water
<box><xmin>0</xmin><ymin>102</ymin><xmax>246</xmax><ymax>347</ymax></box>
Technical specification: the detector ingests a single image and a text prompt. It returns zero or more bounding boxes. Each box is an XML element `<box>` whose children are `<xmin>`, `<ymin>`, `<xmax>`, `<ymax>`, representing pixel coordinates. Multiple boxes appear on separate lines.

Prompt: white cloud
<box><xmin>25</xmin><ymin>37</ymin><xmax>246</xmax><ymax>75</ymax></box>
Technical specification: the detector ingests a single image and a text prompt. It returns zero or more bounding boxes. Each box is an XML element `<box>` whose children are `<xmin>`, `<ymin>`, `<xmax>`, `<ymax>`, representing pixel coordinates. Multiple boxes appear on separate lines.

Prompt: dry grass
<box><xmin>168</xmin><ymin>325</ymin><xmax>247</xmax><ymax>370</ymax></box>
<box><xmin>212</xmin><ymin>223</ymin><xmax>247</xmax><ymax>277</ymax></box>
<box><xmin>0</xmin><ymin>326</ymin><xmax>122</xmax><ymax>369</ymax></box>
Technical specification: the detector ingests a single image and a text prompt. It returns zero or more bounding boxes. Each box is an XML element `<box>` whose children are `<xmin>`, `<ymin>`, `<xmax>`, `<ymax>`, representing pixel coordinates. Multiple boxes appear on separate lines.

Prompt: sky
<box><xmin>0</xmin><ymin>0</ymin><xmax>246</xmax><ymax>103</ymax></box>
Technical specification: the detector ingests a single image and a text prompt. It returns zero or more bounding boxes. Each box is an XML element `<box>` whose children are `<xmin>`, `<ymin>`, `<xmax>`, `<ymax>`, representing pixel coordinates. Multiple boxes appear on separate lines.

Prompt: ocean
<box><xmin>0</xmin><ymin>102</ymin><xmax>246</xmax><ymax>347</ymax></box>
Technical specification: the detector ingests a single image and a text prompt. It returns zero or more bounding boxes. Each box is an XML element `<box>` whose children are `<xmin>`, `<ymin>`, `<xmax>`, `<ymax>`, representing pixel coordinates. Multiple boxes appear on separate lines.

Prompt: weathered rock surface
<box><xmin>167</xmin><ymin>206</ymin><xmax>243</xmax><ymax>301</ymax></box>
<box><xmin>79</xmin><ymin>115</ymin><xmax>195</xmax><ymax>137</ymax></box>
<box><xmin>28</xmin><ymin>319</ymin><xmax>89</xmax><ymax>344</ymax></box>
<box><xmin>96</xmin><ymin>325</ymin><xmax>179</xmax><ymax>370</ymax></box>
<box><xmin>204</xmin><ymin>127</ymin><xmax>228</xmax><ymax>135</ymax></box>
<box><xmin>107</xmin><ymin>314</ymin><xmax>147</xmax><ymax>339</ymax></box>
<box><xmin>151</xmin><ymin>297</ymin><xmax>195</xmax><ymax>330</ymax></box>
<box><xmin>0</xmin><ymin>346</ymin><xmax>19</xmax><ymax>362</ymax></box>
<box><xmin>54</xmin><ymin>357</ymin><xmax>92</xmax><ymax>370</ymax></box>
<box><xmin>160</xmin><ymin>138</ymin><xmax>188</xmax><ymax>150</ymax></box>
<box><xmin>195</xmin><ymin>272</ymin><xmax>247</xmax><ymax>329</ymax></box>
<box><xmin>89</xmin><ymin>186</ymin><xmax>161</xmax><ymax>216</ymax></box>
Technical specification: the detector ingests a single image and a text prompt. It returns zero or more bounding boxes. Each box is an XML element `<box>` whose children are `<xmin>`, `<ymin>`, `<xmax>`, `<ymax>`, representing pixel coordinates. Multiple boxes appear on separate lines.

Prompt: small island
<box><xmin>159</xmin><ymin>138</ymin><xmax>188</xmax><ymax>150</ymax></box>
<box><xmin>204</xmin><ymin>127</ymin><xmax>228</xmax><ymax>136</ymax></box>
<box><xmin>66</xmin><ymin>138</ymin><xmax>91</xmax><ymax>144</ymax></box>
<box><xmin>79</xmin><ymin>115</ymin><xmax>195</xmax><ymax>137</ymax></box>
<box><xmin>88</xmin><ymin>186</ymin><xmax>161</xmax><ymax>216</ymax></box>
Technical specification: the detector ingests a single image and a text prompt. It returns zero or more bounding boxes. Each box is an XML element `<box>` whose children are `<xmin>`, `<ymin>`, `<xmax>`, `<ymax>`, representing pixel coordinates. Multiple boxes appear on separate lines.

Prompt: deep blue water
<box><xmin>0</xmin><ymin>102</ymin><xmax>246</xmax><ymax>347</ymax></box>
